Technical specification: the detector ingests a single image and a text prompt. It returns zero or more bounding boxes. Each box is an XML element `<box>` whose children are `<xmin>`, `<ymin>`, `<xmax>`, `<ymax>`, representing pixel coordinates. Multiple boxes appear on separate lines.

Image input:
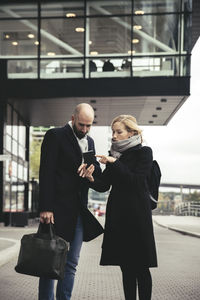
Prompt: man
<box><xmin>38</xmin><ymin>103</ymin><xmax>102</xmax><ymax>300</ymax></box>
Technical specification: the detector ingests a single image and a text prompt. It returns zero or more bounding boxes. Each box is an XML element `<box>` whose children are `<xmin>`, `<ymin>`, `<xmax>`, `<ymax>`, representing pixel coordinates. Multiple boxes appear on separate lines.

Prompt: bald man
<box><xmin>38</xmin><ymin>103</ymin><xmax>102</xmax><ymax>300</ymax></box>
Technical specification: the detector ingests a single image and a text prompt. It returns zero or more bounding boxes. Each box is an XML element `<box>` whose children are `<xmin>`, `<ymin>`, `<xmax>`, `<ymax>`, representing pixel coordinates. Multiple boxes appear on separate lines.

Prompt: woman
<box><xmin>79</xmin><ymin>115</ymin><xmax>157</xmax><ymax>300</ymax></box>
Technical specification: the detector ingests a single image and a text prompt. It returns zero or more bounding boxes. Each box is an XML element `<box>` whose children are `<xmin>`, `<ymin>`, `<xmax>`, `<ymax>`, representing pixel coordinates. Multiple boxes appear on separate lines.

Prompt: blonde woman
<box><xmin>79</xmin><ymin>115</ymin><xmax>157</xmax><ymax>300</ymax></box>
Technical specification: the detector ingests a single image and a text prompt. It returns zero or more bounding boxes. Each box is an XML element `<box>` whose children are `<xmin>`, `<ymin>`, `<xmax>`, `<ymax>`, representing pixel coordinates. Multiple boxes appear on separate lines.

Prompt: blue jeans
<box><xmin>39</xmin><ymin>216</ymin><xmax>83</xmax><ymax>300</ymax></box>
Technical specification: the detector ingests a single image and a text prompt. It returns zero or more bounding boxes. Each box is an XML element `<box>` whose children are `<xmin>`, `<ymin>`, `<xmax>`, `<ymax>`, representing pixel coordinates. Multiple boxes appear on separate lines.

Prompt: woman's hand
<box><xmin>96</xmin><ymin>155</ymin><xmax>116</xmax><ymax>164</ymax></box>
<box><xmin>78</xmin><ymin>163</ymin><xmax>95</xmax><ymax>182</ymax></box>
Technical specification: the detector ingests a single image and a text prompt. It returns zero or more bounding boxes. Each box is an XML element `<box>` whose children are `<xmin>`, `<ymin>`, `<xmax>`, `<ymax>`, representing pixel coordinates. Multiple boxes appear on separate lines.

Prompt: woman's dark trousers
<box><xmin>120</xmin><ymin>265</ymin><xmax>152</xmax><ymax>300</ymax></box>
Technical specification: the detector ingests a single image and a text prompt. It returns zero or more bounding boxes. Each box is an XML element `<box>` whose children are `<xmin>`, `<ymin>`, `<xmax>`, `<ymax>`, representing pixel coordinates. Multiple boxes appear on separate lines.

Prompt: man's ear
<box><xmin>71</xmin><ymin>115</ymin><xmax>75</xmax><ymax>124</ymax></box>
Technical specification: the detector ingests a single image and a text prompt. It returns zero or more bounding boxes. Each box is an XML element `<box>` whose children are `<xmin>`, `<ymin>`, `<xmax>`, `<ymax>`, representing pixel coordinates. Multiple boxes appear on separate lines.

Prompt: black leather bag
<box><xmin>15</xmin><ymin>222</ymin><xmax>69</xmax><ymax>279</ymax></box>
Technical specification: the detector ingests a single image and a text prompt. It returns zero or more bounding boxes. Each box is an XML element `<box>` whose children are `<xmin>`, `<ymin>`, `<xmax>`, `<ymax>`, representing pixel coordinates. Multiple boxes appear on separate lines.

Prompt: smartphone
<box><xmin>83</xmin><ymin>150</ymin><xmax>95</xmax><ymax>167</ymax></box>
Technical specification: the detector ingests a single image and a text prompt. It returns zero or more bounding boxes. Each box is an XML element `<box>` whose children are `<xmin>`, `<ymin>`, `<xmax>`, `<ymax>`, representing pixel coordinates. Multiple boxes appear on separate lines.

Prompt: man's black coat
<box><xmin>39</xmin><ymin>124</ymin><xmax>103</xmax><ymax>242</ymax></box>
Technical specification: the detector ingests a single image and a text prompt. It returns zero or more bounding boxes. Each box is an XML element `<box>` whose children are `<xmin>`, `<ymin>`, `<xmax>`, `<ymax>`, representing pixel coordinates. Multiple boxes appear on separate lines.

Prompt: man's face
<box><xmin>72</xmin><ymin>114</ymin><xmax>93</xmax><ymax>139</ymax></box>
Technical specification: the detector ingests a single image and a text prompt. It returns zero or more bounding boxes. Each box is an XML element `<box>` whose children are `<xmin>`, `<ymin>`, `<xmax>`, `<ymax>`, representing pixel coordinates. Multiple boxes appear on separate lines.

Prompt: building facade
<box><xmin>0</xmin><ymin>0</ymin><xmax>194</xmax><ymax>224</ymax></box>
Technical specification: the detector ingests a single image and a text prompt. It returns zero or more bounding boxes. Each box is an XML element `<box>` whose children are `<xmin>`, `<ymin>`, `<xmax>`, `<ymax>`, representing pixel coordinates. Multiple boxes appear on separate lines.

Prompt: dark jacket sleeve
<box><xmin>39</xmin><ymin>129</ymin><xmax>58</xmax><ymax>212</ymax></box>
<box><xmin>89</xmin><ymin>165</ymin><xmax>111</xmax><ymax>192</ymax></box>
<box><xmin>106</xmin><ymin>146</ymin><xmax>153</xmax><ymax>186</ymax></box>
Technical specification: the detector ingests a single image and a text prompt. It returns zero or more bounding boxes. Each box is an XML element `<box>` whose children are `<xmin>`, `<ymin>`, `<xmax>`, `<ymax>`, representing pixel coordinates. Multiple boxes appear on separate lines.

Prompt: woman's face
<box><xmin>112</xmin><ymin>122</ymin><xmax>133</xmax><ymax>141</ymax></box>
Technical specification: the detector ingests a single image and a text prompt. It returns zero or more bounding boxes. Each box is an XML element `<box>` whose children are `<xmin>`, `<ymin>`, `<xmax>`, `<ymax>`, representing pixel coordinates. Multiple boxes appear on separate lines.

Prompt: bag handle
<box><xmin>36</xmin><ymin>222</ymin><xmax>56</xmax><ymax>240</ymax></box>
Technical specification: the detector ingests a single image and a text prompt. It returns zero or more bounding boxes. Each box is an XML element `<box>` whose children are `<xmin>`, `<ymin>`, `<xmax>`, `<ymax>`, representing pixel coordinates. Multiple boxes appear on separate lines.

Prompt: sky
<box><xmin>90</xmin><ymin>38</ymin><xmax>200</xmax><ymax>185</ymax></box>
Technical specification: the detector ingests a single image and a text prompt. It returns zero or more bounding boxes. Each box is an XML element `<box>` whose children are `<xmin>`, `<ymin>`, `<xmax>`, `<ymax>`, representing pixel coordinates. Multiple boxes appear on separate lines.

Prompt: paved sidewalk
<box><xmin>1</xmin><ymin>215</ymin><xmax>200</xmax><ymax>268</ymax></box>
<box><xmin>153</xmin><ymin>215</ymin><xmax>200</xmax><ymax>238</ymax></box>
<box><xmin>1</xmin><ymin>216</ymin><xmax>200</xmax><ymax>299</ymax></box>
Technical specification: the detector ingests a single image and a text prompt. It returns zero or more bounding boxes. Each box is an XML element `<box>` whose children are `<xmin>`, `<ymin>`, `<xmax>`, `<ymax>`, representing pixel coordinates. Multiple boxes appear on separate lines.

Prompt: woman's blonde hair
<box><xmin>111</xmin><ymin>115</ymin><xmax>142</xmax><ymax>137</ymax></box>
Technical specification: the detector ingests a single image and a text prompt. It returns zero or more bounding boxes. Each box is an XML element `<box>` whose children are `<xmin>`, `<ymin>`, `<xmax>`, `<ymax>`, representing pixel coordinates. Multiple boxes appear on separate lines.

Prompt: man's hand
<box><xmin>78</xmin><ymin>163</ymin><xmax>95</xmax><ymax>182</ymax></box>
<box><xmin>40</xmin><ymin>211</ymin><xmax>54</xmax><ymax>224</ymax></box>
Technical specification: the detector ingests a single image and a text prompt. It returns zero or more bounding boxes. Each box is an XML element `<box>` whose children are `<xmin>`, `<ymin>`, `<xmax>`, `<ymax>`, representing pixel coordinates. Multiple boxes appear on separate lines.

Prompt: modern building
<box><xmin>0</xmin><ymin>0</ymin><xmax>199</xmax><ymax>224</ymax></box>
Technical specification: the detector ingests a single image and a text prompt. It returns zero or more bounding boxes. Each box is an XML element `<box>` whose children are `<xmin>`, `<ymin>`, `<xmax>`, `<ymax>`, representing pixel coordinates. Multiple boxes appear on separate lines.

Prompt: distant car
<box><xmin>95</xmin><ymin>205</ymin><xmax>106</xmax><ymax>217</ymax></box>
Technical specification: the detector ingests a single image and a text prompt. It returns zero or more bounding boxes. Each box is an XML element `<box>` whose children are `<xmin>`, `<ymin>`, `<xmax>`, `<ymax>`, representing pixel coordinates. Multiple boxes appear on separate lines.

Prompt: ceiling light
<box><xmin>47</xmin><ymin>52</ymin><xmax>56</xmax><ymax>56</ymax></box>
<box><xmin>128</xmin><ymin>50</ymin><xmax>135</xmax><ymax>55</ymax></box>
<box><xmin>66</xmin><ymin>13</ymin><xmax>76</xmax><ymax>18</ymax></box>
<box><xmin>132</xmin><ymin>39</ymin><xmax>139</xmax><ymax>44</ymax></box>
<box><xmin>89</xmin><ymin>40</ymin><xmax>92</xmax><ymax>45</ymax></box>
<box><xmin>75</xmin><ymin>27</ymin><xmax>85</xmax><ymax>33</ymax></box>
<box><xmin>28</xmin><ymin>33</ymin><xmax>35</xmax><ymax>39</ymax></box>
<box><xmin>12</xmin><ymin>41</ymin><xmax>18</xmax><ymax>46</ymax></box>
<box><xmin>156</xmin><ymin>107</ymin><xmax>162</xmax><ymax>110</ymax></box>
<box><xmin>34</xmin><ymin>41</ymin><xmax>39</xmax><ymax>45</ymax></box>
<box><xmin>161</xmin><ymin>98</ymin><xmax>167</xmax><ymax>102</ymax></box>
<box><xmin>5</xmin><ymin>34</ymin><xmax>10</xmax><ymax>39</ymax></box>
<box><xmin>148</xmin><ymin>121</ymin><xmax>154</xmax><ymax>124</ymax></box>
<box><xmin>133</xmin><ymin>25</ymin><xmax>142</xmax><ymax>30</ymax></box>
<box><xmin>152</xmin><ymin>114</ymin><xmax>158</xmax><ymax>118</ymax></box>
<box><xmin>90</xmin><ymin>100</ymin><xmax>96</xmax><ymax>103</ymax></box>
<box><xmin>135</xmin><ymin>10</ymin><xmax>144</xmax><ymax>15</ymax></box>
<box><xmin>90</xmin><ymin>51</ymin><xmax>98</xmax><ymax>55</ymax></box>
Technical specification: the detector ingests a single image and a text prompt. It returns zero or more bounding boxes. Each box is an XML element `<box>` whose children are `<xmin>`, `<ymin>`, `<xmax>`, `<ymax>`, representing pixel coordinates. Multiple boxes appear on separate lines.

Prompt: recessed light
<box><xmin>161</xmin><ymin>98</ymin><xmax>167</xmax><ymax>102</ymax></box>
<box><xmin>75</xmin><ymin>27</ymin><xmax>85</xmax><ymax>33</ymax></box>
<box><xmin>93</xmin><ymin>121</ymin><xmax>97</xmax><ymax>124</ymax></box>
<box><xmin>90</xmin><ymin>51</ymin><xmax>98</xmax><ymax>55</ymax></box>
<box><xmin>152</xmin><ymin>114</ymin><xmax>157</xmax><ymax>118</ymax></box>
<box><xmin>47</xmin><ymin>52</ymin><xmax>56</xmax><ymax>56</ymax></box>
<box><xmin>133</xmin><ymin>25</ymin><xmax>142</xmax><ymax>30</ymax></box>
<box><xmin>156</xmin><ymin>107</ymin><xmax>162</xmax><ymax>110</ymax></box>
<box><xmin>34</xmin><ymin>41</ymin><xmax>39</xmax><ymax>45</ymax></box>
<box><xmin>132</xmin><ymin>39</ymin><xmax>139</xmax><ymax>44</ymax></box>
<box><xmin>149</xmin><ymin>121</ymin><xmax>154</xmax><ymax>124</ymax></box>
<box><xmin>66</xmin><ymin>13</ymin><xmax>76</xmax><ymax>18</ymax></box>
<box><xmin>28</xmin><ymin>33</ymin><xmax>35</xmax><ymax>39</ymax></box>
<box><xmin>135</xmin><ymin>10</ymin><xmax>144</xmax><ymax>15</ymax></box>
<box><xmin>90</xmin><ymin>100</ymin><xmax>96</xmax><ymax>103</ymax></box>
<box><xmin>5</xmin><ymin>34</ymin><xmax>10</xmax><ymax>39</ymax></box>
<box><xmin>89</xmin><ymin>40</ymin><xmax>92</xmax><ymax>45</ymax></box>
<box><xmin>12</xmin><ymin>41</ymin><xmax>18</xmax><ymax>46</ymax></box>
<box><xmin>128</xmin><ymin>50</ymin><xmax>136</xmax><ymax>55</ymax></box>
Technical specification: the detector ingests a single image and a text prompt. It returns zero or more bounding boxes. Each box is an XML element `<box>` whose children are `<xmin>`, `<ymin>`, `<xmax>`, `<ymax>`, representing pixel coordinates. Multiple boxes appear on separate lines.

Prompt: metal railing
<box><xmin>174</xmin><ymin>202</ymin><xmax>200</xmax><ymax>217</ymax></box>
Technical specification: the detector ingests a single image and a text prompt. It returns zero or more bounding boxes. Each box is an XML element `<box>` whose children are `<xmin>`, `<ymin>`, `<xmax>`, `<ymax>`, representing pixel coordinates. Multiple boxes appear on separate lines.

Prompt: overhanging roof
<box><xmin>5</xmin><ymin>77</ymin><xmax>189</xmax><ymax>126</ymax></box>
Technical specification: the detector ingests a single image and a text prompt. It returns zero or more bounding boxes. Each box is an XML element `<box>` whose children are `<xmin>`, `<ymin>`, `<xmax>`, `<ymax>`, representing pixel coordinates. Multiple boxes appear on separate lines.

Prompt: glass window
<box><xmin>40</xmin><ymin>58</ymin><xmax>84</xmax><ymax>78</ymax></box>
<box><xmin>12</xmin><ymin>160</ymin><xmax>18</xmax><ymax>177</ymax></box>
<box><xmin>41</xmin><ymin>1</ymin><xmax>84</xmax><ymax>17</ymax></box>
<box><xmin>133</xmin><ymin>0</ymin><xmax>181</xmax><ymax>14</ymax></box>
<box><xmin>19</xmin><ymin>121</ymin><xmax>26</xmax><ymax>147</ymax></box>
<box><xmin>0</xmin><ymin>1</ymin><xmax>38</xmax><ymax>18</ymax></box>
<box><xmin>24</xmin><ymin>165</ymin><xmax>28</xmax><ymax>182</ymax></box>
<box><xmin>88</xmin><ymin>0</ymin><xmax>132</xmax><ymax>15</ymax></box>
<box><xmin>5</xmin><ymin>135</ymin><xmax>12</xmax><ymax>152</ymax></box>
<box><xmin>17</xmin><ymin>183</ymin><xmax>25</xmax><ymax>211</ymax></box>
<box><xmin>18</xmin><ymin>164</ymin><xmax>24</xmax><ymax>180</ymax></box>
<box><xmin>132</xmin><ymin>14</ymin><xmax>179</xmax><ymax>54</ymax></box>
<box><xmin>7</xmin><ymin>60</ymin><xmax>38</xmax><ymax>79</ymax></box>
<box><xmin>13</xmin><ymin>110</ymin><xmax>18</xmax><ymax>140</ymax></box>
<box><xmin>41</xmin><ymin>18</ymin><xmax>84</xmax><ymax>57</ymax></box>
<box><xmin>3</xmin><ymin>183</ymin><xmax>10</xmax><ymax>212</ymax></box>
<box><xmin>89</xmin><ymin>16</ymin><xmax>131</xmax><ymax>55</ymax></box>
<box><xmin>6</xmin><ymin>104</ymin><xmax>12</xmax><ymax>135</ymax></box>
<box><xmin>0</xmin><ymin>19</ymin><xmax>38</xmax><ymax>57</ymax></box>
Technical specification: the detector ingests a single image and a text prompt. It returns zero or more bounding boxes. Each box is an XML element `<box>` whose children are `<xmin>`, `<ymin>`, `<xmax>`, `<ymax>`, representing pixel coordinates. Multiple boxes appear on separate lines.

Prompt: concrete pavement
<box><xmin>0</xmin><ymin>215</ymin><xmax>200</xmax><ymax>299</ymax></box>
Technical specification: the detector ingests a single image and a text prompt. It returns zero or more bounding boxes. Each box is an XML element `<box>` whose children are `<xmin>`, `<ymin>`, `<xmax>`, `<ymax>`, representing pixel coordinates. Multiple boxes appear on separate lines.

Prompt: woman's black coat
<box><xmin>91</xmin><ymin>144</ymin><xmax>157</xmax><ymax>269</ymax></box>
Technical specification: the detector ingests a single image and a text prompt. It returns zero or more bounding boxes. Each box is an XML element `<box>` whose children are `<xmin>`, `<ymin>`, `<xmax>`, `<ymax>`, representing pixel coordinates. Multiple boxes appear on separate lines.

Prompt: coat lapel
<box><xmin>63</xmin><ymin>124</ymin><xmax>82</xmax><ymax>162</ymax></box>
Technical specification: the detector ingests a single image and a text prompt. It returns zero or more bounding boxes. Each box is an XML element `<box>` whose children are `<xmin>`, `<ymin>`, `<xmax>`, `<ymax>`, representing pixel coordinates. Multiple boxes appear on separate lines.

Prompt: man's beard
<box><xmin>73</xmin><ymin>124</ymin><xmax>86</xmax><ymax>139</ymax></box>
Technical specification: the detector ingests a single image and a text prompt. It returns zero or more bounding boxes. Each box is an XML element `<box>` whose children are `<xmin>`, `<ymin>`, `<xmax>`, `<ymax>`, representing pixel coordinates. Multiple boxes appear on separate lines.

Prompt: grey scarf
<box><xmin>110</xmin><ymin>135</ymin><xmax>142</xmax><ymax>159</ymax></box>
